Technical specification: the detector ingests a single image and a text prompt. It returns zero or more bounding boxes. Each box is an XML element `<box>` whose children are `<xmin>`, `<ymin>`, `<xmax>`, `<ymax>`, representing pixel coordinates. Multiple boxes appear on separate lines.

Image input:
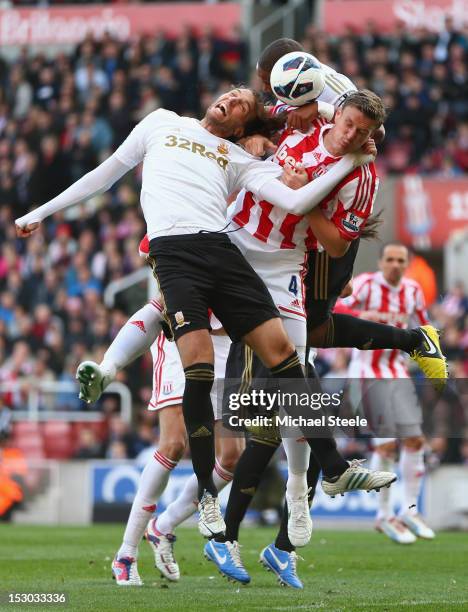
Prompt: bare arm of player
<box><xmin>240</xmin><ymin>135</ymin><xmax>277</xmax><ymax>157</ymax></box>
<box><xmin>306</xmin><ymin>207</ymin><xmax>351</xmax><ymax>258</ymax></box>
<box><xmin>287</xmin><ymin>104</ymin><xmax>319</xmax><ymax>131</ymax></box>
<box><xmin>15</xmin><ymin>109</ymin><xmax>158</xmax><ymax>235</ymax></box>
<box><xmin>15</xmin><ymin>155</ymin><xmax>130</xmax><ymax>236</ymax></box>
<box><xmin>253</xmin><ymin>152</ymin><xmax>373</xmax><ymax>216</ymax></box>
<box><xmin>358</xmin><ymin>310</ymin><xmax>382</xmax><ymax>322</ymax></box>
<box><xmin>287</xmin><ymin>101</ymin><xmax>335</xmax><ymax>131</ymax></box>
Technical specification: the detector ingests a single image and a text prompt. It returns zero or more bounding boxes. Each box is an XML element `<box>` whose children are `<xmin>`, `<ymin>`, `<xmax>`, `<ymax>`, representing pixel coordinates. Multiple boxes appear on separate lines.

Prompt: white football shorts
<box><xmin>230</xmin><ymin>229</ymin><xmax>308</xmax><ymax>323</ymax></box>
<box><xmin>148</xmin><ymin>331</ymin><xmax>231</xmax><ymax>418</ymax></box>
<box><xmin>355</xmin><ymin>378</ymin><xmax>423</xmax><ymax>443</ymax></box>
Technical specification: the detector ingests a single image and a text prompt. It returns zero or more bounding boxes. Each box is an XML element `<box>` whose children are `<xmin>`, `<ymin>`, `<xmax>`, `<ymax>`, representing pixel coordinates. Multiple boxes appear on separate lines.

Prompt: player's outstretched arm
<box><xmin>254</xmin><ymin>152</ymin><xmax>373</xmax><ymax>216</ymax></box>
<box><xmin>15</xmin><ymin>155</ymin><xmax>130</xmax><ymax>236</ymax></box>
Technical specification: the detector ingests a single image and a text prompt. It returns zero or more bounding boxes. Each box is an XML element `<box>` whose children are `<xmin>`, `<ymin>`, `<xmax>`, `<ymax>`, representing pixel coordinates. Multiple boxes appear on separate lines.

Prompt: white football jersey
<box><xmin>273</xmin><ymin>56</ymin><xmax>357</xmax><ymax>113</ymax></box>
<box><xmin>317</xmin><ymin>58</ymin><xmax>357</xmax><ymax>108</ymax></box>
<box><xmin>114</xmin><ymin>109</ymin><xmax>282</xmax><ymax>240</ymax></box>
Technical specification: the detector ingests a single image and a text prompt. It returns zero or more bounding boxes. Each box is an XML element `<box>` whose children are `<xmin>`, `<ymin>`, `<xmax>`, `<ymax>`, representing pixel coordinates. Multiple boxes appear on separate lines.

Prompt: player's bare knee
<box><xmin>159</xmin><ymin>436</ymin><xmax>187</xmax><ymax>462</ymax></box>
<box><xmin>274</xmin><ymin>338</ymin><xmax>296</xmax><ymax>364</ymax></box>
<box><xmin>375</xmin><ymin>441</ymin><xmax>397</xmax><ymax>457</ymax></box>
<box><xmin>267</xmin><ymin>325</ymin><xmax>296</xmax><ymax>365</ymax></box>
<box><xmin>403</xmin><ymin>436</ymin><xmax>424</xmax><ymax>451</ymax></box>
<box><xmin>176</xmin><ymin>329</ymin><xmax>214</xmax><ymax>368</ymax></box>
<box><xmin>243</xmin><ymin>318</ymin><xmax>295</xmax><ymax>368</ymax></box>
<box><xmin>217</xmin><ymin>456</ymin><xmax>236</xmax><ymax>474</ymax></box>
<box><xmin>217</xmin><ymin>444</ymin><xmax>243</xmax><ymax>473</ymax></box>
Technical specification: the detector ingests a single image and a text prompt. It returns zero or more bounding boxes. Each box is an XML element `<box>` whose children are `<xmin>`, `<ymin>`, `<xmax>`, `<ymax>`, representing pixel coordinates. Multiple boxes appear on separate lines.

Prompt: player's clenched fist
<box><xmin>362</xmin><ymin>138</ymin><xmax>377</xmax><ymax>157</ymax></box>
<box><xmin>15</xmin><ymin>221</ymin><xmax>40</xmax><ymax>238</ymax></box>
<box><xmin>280</xmin><ymin>162</ymin><xmax>309</xmax><ymax>190</ymax></box>
<box><xmin>286</xmin><ymin>103</ymin><xmax>319</xmax><ymax>131</ymax></box>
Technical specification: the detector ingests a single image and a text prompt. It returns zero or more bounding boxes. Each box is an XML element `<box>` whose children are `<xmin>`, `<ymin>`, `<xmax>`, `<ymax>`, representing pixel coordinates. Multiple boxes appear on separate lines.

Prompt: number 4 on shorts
<box><xmin>288</xmin><ymin>275</ymin><xmax>298</xmax><ymax>296</ymax></box>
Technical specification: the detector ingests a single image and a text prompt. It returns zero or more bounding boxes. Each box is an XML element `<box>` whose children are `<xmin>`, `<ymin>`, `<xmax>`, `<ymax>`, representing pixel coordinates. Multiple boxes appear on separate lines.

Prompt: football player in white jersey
<box><xmin>343</xmin><ymin>243</ymin><xmax>436</xmax><ymax>544</ymax></box>
<box><xmin>16</xmin><ymin>88</ymin><xmax>386</xmax><ymax>547</ymax></box>
<box><xmin>256</xmin><ymin>37</ymin><xmax>358</xmax><ymax>131</ymax></box>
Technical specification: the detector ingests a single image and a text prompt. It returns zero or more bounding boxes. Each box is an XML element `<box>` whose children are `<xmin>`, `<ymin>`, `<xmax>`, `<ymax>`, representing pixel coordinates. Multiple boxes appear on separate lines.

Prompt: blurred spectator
<box><xmin>0</xmin><ymin>406</ymin><xmax>27</xmax><ymax>521</ymax></box>
<box><xmin>300</xmin><ymin>22</ymin><xmax>468</xmax><ymax>174</ymax></box>
<box><xmin>405</xmin><ymin>253</ymin><xmax>438</xmax><ymax>307</ymax></box>
<box><xmin>439</xmin><ymin>281</ymin><xmax>468</xmax><ymax>320</ymax></box>
<box><xmin>107</xmin><ymin>439</ymin><xmax>129</xmax><ymax>460</ymax></box>
<box><xmin>73</xmin><ymin>428</ymin><xmax>103</xmax><ymax>459</ymax></box>
<box><xmin>103</xmin><ymin>415</ymin><xmax>141</xmax><ymax>459</ymax></box>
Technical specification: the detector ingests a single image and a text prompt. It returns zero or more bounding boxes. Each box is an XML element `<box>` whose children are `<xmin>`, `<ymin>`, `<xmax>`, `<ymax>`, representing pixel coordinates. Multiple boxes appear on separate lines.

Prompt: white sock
<box><xmin>117</xmin><ymin>450</ymin><xmax>177</xmax><ymax>558</ymax></box>
<box><xmin>371</xmin><ymin>451</ymin><xmax>394</xmax><ymax>521</ymax></box>
<box><xmin>282</xmin><ymin>437</ymin><xmax>310</xmax><ymax>498</ymax></box>
<box><xmin>101</xmin><ymin>302</ymin><xmax>162</xmax><ymax>374</ymax></box>
<box><xmin>156</xmin><ymin>460</ymin><xmax>233</xmax><ymax>535</ymax></box>
<box><xmin>398</xmin><ymin>447</ymin><xmax>424</xmax><ymax>517</ymax></box>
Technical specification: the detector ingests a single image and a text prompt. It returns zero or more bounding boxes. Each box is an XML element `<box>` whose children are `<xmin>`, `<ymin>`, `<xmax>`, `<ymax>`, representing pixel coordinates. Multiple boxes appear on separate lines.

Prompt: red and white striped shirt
<box><xmin>344</xmin><ymin>272</ymin><xmax>429</xmax><ymax>378</ymax></box>
<box><xmin>229</xmin><ymin>119</ymin><xmax>378</xmax><ymax>257</ymax></box>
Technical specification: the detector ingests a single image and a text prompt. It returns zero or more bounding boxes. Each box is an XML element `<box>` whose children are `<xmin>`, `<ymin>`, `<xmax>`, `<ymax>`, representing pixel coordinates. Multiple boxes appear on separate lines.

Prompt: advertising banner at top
<box><xmin>323</xmin><ymin>0</ymin><xmax>468</xmax><ymax>33</ymax></box>
<box><xmin>0</xmin><ymin>3</ymin><xmax>241</xmax><ymax>47</ymax></box>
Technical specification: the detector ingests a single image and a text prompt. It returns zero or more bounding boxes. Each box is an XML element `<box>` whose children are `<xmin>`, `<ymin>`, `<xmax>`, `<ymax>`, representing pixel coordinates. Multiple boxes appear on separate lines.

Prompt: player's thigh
<box><xmin>176</xmin><ymin>329</ymin><xmax>214</xmax><ymax>368</ymax></box>
<box><xmin>221</xmin><ymin>339</ymin><xmax>283</xmax><ymax>445</ymax></box>
<box><xmin>243</xmin><ymin>317</ymin><xmax>294</xmax><ymax>368</ymax></box>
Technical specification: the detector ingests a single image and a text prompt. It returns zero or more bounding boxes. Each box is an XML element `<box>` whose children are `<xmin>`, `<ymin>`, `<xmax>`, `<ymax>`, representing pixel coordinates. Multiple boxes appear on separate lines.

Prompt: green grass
<box><xmin>0</xmin><ymin>525</ymin><xmax>467</xmax><ymax>611</ymax></box>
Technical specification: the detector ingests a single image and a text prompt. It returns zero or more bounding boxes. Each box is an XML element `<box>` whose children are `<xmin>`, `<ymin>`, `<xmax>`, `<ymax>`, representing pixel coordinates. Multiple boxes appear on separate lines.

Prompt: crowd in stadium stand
<box><xmin>302</xmin><ymin>19</ymin><xmax>468</xmax><ymax>174</ymax></box>
<box><xmin>0</xmin><ymin>24</ymin><xmax>467</xmax><ymax>463</ymax></box>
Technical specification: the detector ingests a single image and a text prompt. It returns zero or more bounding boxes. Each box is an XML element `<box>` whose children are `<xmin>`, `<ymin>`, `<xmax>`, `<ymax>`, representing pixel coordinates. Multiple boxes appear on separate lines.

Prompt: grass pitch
<box><xmin>0</xmin><ymin>525</ymin><xmax>467</xmax><ymax>611</ymax></box>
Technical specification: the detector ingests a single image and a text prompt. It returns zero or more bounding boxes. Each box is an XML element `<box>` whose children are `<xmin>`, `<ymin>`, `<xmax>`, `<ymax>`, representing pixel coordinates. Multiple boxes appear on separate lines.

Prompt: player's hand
<box><xmin>340</xmin><ymin>280</ymin><xmax>353</xmax><ymax>298</ymax></box>
<box><xmin>351</xmin><ymin>150</ymin><xmax>376</xmax><ymax>168</ymax></box>
<box><xmin>361</xmin><ymin>138</ymin><xmax>377</xmax><ymax>157</ymax></box>
<box><xmin>286</xmin><ymin>103</ymin><xmax>318</xmax><ymax>131</ymax></box>
<box><xmin>240</xmin><ymin>135</ymin><xmax>277</xmax><ymax>157</ymax></box>
<box><xmin>280</xmin><ymin>162</ymin><xmax>309</xmax><ymax>189</ymax></box>
<box><xmin>15</xmin><ymin>221</ymin><xmax>40</xmax><ymax>238</ymax></box>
